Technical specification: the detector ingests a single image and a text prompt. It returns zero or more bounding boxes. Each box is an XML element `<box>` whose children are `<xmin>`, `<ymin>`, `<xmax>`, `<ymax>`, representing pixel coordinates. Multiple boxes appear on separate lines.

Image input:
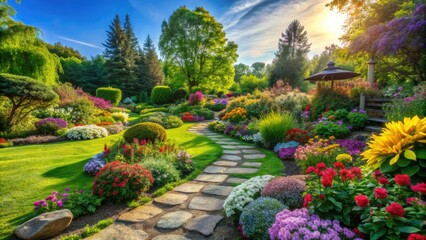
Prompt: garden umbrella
<box><xmin>305</xmin><ymin>61</ymin><xmax>361</xmax><ymax>90</ymax></box>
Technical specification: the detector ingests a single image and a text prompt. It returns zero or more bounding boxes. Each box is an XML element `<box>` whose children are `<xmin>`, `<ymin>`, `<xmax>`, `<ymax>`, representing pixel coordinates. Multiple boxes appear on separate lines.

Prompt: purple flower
<box><xmin>35</xmin><ymin>118</ymin><xmax>68</xmax><ymax>129</ymax></box>
<box><xmin>64</xmin><ymin>187</ymin><xmax>70</xmax><ymax>192</ymax></box>
<box><xmin>404</xmin><ymin>97</ymin><xmax>415</xmax><ymax>102</ymax></box>
<box><xmin>352</xmin><ymin>109</ymin><xmax>358</xmax><ymax>112</ymax></box>
<box><xmin>279</xmin><ymin>147</ymin><xmax>297</xmax><ymax>159</ymax></box>
<box><xmin>57</xmin><ymin>200</ymin><xmax>63</xmax><ymax>208</ymax></box>
<box><xmin>90</xmin><ymin>96</ymin><xmax>112</xmax><ymax>109</ymax></box>
<box><xmin>347</xmin><ymin>126</ymin><xmax>353</xmax><ymax>130</ymax></box>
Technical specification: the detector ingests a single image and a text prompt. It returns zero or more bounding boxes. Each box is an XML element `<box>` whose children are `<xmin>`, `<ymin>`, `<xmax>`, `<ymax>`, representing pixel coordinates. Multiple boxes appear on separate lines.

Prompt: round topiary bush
<box><xmin>239</xmin><ymin>197</ymin><xmax>286</xmax><ymax>240</ymax></box>
<box><xmin>151</xmin><ymin>86</ymin><xmax>172</xmax><ymax>104</ymax></box>
<box><xmin>172</xmin><ymin>88</ymin><xmax>188</xmax><ymax>102</ymax></box>
<box><xmin>261</xmin><ymin>176</ymin><xmax>306</xmax><ymax>209</ymax></box>
<box><xmin>96</xmin><ymin>87</ymin><xmax>122</xmax><ymax>107</ymax></box>
<box><xmin>123</xmin><ymin>122</ymin><xmax>167</xmax><ymax>143</ymax></box>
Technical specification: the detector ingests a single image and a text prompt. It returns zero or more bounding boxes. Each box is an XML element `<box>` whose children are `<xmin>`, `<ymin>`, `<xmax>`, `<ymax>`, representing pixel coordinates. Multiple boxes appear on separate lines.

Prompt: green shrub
<box><xmin>314</xmin><ymin>121</ymin><xmax>350</xmax><ymax>138</ymax></box>
<box><xmin>96</xmin><ymin>87</ymin><xmax>122</xmax><ymax>107</ymax></box>
<box><xmin>239</xmin><ymin>75</ymin><xmax>268</xmax><ymax>93</ymax></box>
<box><xmin>151</xmin><ymin>86</ymin><xmax>172</xmax><ymax>104</ymax></box>
<box><xmin>63</xmin><ymin>189</ymin><xmax>102</xmax><ymax>217</ymax></box>
<box><xmin>310</xmin><ymin>85</ymin><xmax>356</xmax><ymax>121</ymax></box>
<box><xmin>63</xmin><ymin>98</ymin><xmax>98</xmax><ymax>124</ymax></box>
<box><xmin>191</xmin><ymin>108</ymin><xmax>214</xmax><ymax>120</ymax></box>
<box><xmin>140</xmin><ymin>107</ymin><xmax>168</xmax><ymax>115</ymax></box>
<box><xmin>172</xmin><ymin>88</ymin><xmax>188</xmax><ymax>102</ymax></box>
<box><xmin>259</xmin><ymin>112</ymin><xmax>296</xmax><ymax>149</ymax></box>
<box><xmin>140</xmin><ymin>156</ymin><xmax>181</xmax><ymax>188</ymax></box>
<box><xmin>112</xmin><ymin>112</ymin><xmax>129</xmax><ymax>123</ymax></box>
<box><xmin>123</xmin><ymin>122</ymin><xmax>167</xmax><ymax>143</ymax></box>
<box><xmin>138</xmin><ymin>91</ymin><xmax>148</xmax><ymax>102</ymax></box>
<box><xmin>163</xmin><ymin>115</ymin><xmax>183</xmax><ymax>128</ymax></box>
<box><xmin>347</xmin><ymin>110</ymin><xmax>368</xmax><ymax>130</ymax></box>
<box><xmin>384</xmin><ymin>97</ymin><xmax>426</xmax><ymax>122</ymax></box>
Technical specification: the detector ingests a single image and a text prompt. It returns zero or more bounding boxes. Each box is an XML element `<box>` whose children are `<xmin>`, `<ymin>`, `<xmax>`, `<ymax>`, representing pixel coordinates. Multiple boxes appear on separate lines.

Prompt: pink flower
<box><xmin>411</xmin><ymin>182</ymin><xmax>426</xmax><ymax>194</ymax></box>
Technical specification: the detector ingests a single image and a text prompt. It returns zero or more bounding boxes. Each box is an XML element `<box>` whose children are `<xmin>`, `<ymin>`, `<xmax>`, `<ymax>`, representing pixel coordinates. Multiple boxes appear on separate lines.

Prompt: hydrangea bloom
<box><xmin>274</xmin><ymin>141</ymin><xmax>299</xmax><ymax>152</ymax></box>
<box><xmin>84</xmin><ymin>152</ymin><xmax>106</xmax><ymax>175</ymax></box>
<box><xmin>66</xmin><ymin>125</ymin><xmax>108</xmax><ymax>140</ymax></box>
<box><xmin>223</xmin><ymin>175</ymin><xmax>274</xmax><ymax>217</ymax></box>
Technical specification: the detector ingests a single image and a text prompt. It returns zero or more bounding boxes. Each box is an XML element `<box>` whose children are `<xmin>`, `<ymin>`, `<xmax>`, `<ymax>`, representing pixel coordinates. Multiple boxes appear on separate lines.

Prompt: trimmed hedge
<box><xmin>123</xmin><ymin>122</ymin><xmax>167</xmax><ymax>143</ymax></box>
<box><xmin>172</xmin><ymin>88</ymin><xmax>187</xmax><ymax>102</ymax></box>
<box><xmin>151</xmin><ymin>86</ymin><xmax>171</xmax><ymax>104</ymax></box>
<box><xmin>96</xmin><ymin>87</ymin><xmax>122</xmax><ymax>107</ymax></box>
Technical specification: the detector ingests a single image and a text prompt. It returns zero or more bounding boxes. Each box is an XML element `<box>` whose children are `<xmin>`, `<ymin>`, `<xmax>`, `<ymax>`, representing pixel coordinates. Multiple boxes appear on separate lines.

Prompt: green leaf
<box><xmin>415</xmin><ymin>149</ymin><xmax>426</xmax><ymax>159</ymax></box>
<box><xmin>380</xmin><ymin>160</ymin><xmax>398</xmax><ymax>173</ymax></box>
<box><xmin>419</xmin><ymin>159</ymin><xmax>426</xmax><ymax>168</ymax></box>
<box><xmin>418</xmin><ymin>170</ymin><xmax>426</xmax><ymax>177</ymax></box>
<box><xmin>401</xmin><ymin>165</ymin><xmax>420</xmax><ymax>176</ymax></box>
<box><xmin>328</xmin><ymin>197</ymin><xmax>342</xmax><ymax>211</ymax></box>
<box><xmin>397</xmin><ymin>226</ymin><xmax>420</xmax><ymax>233</ymax></box>
<box><xmin>397</xmin><ymin>158</ymin><xmax>411</xmax><ymax>167</ymax></box>
<box><xmin>371</xmin><ymin>228</ymin><xmax>386</xmax><ymax>240</ymax></box>
<box><xmin>404</xmin><ymin>150</ymin><xmax>417</xmax><ymax>160</ymax></box>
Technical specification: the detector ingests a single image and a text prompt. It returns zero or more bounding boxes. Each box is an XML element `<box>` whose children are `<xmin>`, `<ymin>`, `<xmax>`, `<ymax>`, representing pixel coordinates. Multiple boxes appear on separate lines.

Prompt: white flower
<box><xmin>66</xmin><ymin>125</ymin><xmax>108</xmax><ymax>140</ymax></box>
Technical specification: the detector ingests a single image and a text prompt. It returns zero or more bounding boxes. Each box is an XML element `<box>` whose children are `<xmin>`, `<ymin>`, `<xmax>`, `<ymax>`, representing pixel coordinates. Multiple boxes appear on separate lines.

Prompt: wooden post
<box><xmin>360</xmin><ymin>92</ymin><xmax>365</xmax><ymax>110</ymax></box>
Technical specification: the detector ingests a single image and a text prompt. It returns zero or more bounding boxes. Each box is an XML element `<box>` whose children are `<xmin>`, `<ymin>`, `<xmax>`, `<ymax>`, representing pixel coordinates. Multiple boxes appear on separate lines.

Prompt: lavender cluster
<box><xmin>213</xmin><ymin>98</ymin><xmax>228</xmax><ymax>105</ymax></box>
<box><xmin>279</xmin><ymin>147</ymin><xmax>297</xmax><ymax>159</ymax></box>
<box><xmin>334</xmin><ymin>139</ymin><xmax>366</xmax><ymax>155</ymax></box>
<box><xmin>84</xmin><ymin>153</ymin><xmax>106</xmax><ymax>175</ymax></box>
<box><xmin>269</xmin><ymin>208</ymin><xmax>361</xmax><ymax>240</ymax></box>
<box><xmin>35</xmin><ymin>118</ymin><xmax>68</xmax><ymax>129</ymax></box>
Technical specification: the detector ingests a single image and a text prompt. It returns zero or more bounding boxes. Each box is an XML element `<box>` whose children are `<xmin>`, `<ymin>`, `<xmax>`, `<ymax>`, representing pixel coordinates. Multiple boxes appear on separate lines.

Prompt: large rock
<box><xmin>14</xmin><ymin>209</ymin><xmax>73</xmax><ymax>240</ymax></box>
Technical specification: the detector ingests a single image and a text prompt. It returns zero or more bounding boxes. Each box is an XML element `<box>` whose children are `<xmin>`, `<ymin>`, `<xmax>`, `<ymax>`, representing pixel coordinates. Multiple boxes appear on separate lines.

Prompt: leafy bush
<box><xmin>239</xmin><ymin>75</ymin><xmax>268</xmax><ymax>93</ymax></box>
<box><xmin>112</xmin><ymin>112</ymin><xmax>129</xmax><ymax>123</ymax></box>
<box><xmin>310</xmin><ymin>84</ymin><xmax>356</xmax><ymax>120</ymax></box>
<box><xmin>92</xmin><ymin>160</ymin><xmax>154</xmax><ymax>202</ymax></box>
<box><xmin>140</xmin><ymin>107</ymin><xmax>168</xmax><ymax>115</ymax></box>
<box><xmin>66</xmin><ymin>125</ymin><xmax>108</xmax><ymax>140</ymax></box>
<box><xmin>286</xmin><ymin>128</ymin><xmax>310</xmax><ymax>144</ymax></box>
<box><xmin>188</xmin><ymin>91</ymin><xmax>204</xmax><ymax>105</ymax></box>
<box><xmin>273</xmin><ymin>141</ymin><xmax>299</xmax><ymax>153</ymax></box>
<box><xmin>62</xmin><ymin>98</ymin><xmax>98</xmax><ymax>124</ymax></box>
<box><xmin>313</xmin><ymin>118</ymin><xmax>351</xmax><ymax>138</ymax></box>
<box><xmin>96</xmin><ymin>87</ymin><xmax>122</xmax><ymax>106</ymax></box>
<box><xmin>84</xmin><ymin>153</ymin><xmax>106</xmax><ymax>176</ymax></box>
<box><xmin>181</xmin><ymin>112</ymin><xmax>204</xmax><ymax>122</ymax></box>
<box><xmin>347</xmin><ymin>109</ymin><xmax>368</xmax><ymax>130</ymax></box>
<box><xmin>0</xmin><ymin>139</ymin><xmax>13</xmax><ymax>148</ymax></box>
<box><xmin>175</xmin><ymin>150</ymin><xmax>195</xmax><ymax>177</ymax></box>
<box><xmin>205</xmin><ymin>98</ymin><xmax>227</xmax><ymax>111</ymax></box>
<box><xmin>275</xmin><ymin>91</ymin><xmax>310</xmax><ymax>113</ymax></box>
<box><xmin>123</xmin><ymin>122</ymin><xmax>167</xmax><ymax>143</ymax></box>
<box><xmin>239</xmin><ymin>197</ymin><xmax>286</xmax><ymax>240</ymax></box>
<box><xmin>261</xmin><ymin>177</ymin><xmax>305</xmax><ymax>209</ymax></box>
<box><xmin>163</xmin><ymin>115</ymin><xmax>183</xmax><ymax>128</ymax></box>
<box><xmin>384</xmin><ymin>96</ymin><xmax>426</xmax><ymax>122</ymax></box>
<box><xmin>191</xmin><ymin>108</ymin><xmax>214</xmax><ymax>120</ymax></box>
<box><xmin>140</xmin><ymin>156</ymin><xmax>181</xmax><ymax>188</ymax></box>
<box><xmin>151</xmin><ymin>86</ymin><xmax>172</xmax><ymax>104</ymax></box>
<box><xmin>208</xmin><ymin>120</ymin><xmax>226</xmax><ymax>133</ymax></box>
<box><xmin>222</xmin><ymin>107</ymin><xmax>247</xmax><ymax>123</ymax></box>
<box><xmin>259</xmin><ymin>112</ymin><xmax>295</xmax><ymax>148</ymax></box>
<box><xmin>172</xmin><ymin>88</ymin><xmax>187</xmax><ymax>102</ymax></box>
<box><xmin>34</xmin><ymin>118</ymin><xmax>68</xmax><ymax>135</ymax></box>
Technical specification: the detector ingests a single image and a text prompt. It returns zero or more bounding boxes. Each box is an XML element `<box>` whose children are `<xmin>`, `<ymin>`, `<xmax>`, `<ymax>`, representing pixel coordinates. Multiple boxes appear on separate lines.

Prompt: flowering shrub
<box><xmin>222</xmin><ymin>107</ymin><xmax>247</xmax><ymax>123</ymax></box>
<box><xmin>188</xmin><ymin>91</ymin><xmax>204</xmax><ymax>105</ymax></box>
<box><xmin>239</xmin><ymin>197</ymin><xmax>286</xmax><ymax>240</ymax></box>
<box><xmin>334</xmin><ymin>139</ymin><xmax>366</xmax><ymax>156</ymax></box>
<box><xmin>174</xmin><ymin>150</ymin><xmax>194</xmax><ymax>177</ymax></box>
<box><xmin>261</xmin><ymin>177</ymin><xmax>305</xmax><ymax>209</ymax></box>
<box><xmin>89</xmin><ymin>96</ymin><xmax>112</xmax><ymax>110</ymax></box>
<box><xmin>314</xmin><ymin>118</ymin><xmax>351</xmax><ymax>138</ymax></box>
<box><xmin>286</xmin><ymin>128</ymin><xmax>310</xmax><ymax>144</ymax></box>
<box><xmin>103</xmin><ymin>123</ymin><xmax>124</xmax><ymax>135</ymax></box>
<box><xmin>223</xmin><ymin>175</ymin><xmax>274</xmax><ymax>217</ymax></box>
<box><xmin>278</xmin><ymin>147</ymin><xmax>297</xmax><ymax>159</ymax></box>
<box><xmin>84</xmin><ymin>152</ymin><xmax>106</xmax><ymax>176</ymax></box>
<box><xmin>66</xmin><ymin>125</ymin><xmax>108</xmax><ymax>140</ymax></box>
<box><xmin>347</xmin><ymin>109</ymin><xmax>368</xmax><ymax>130</ymax></box>
<box><xmin>112</xmin><ymin>112</ymin><xmax>129</xmax><ymax>123</ymax></box>
<box><xmin>274</xmin><ymin>141</ymin><xmax>299</xmax><ymax>153</ymax></box>
<box><xmin>34</xmin><ymin>118</ymin><xmax>68</xmax><ymax>135</ymax></box>
<box><xmin>0</xmin><ymin>138</ymin><xmax>13</xmax><ymax>148</ymax></box>
<box><xmin>11</xmin><ymin>135</ymin><xmax>66</xmax><ymax>145</ymax></box>
<box><xmin>92</xmin><ymin>161</ymin><xmax>154</xmax><ymax>202</ymax></box>
<box><xmin>181</xmin><ymin>112</ymin><xmax>204</xmax><ymax>122</ymax></box>
<box><xmin>269</xmin><ymin>208</ymin><xmax>360</xmax><ymax>240</ymax></box>
<box><xmin>206</xmin><ymin>98</ymin><xmax>228</xmax><ymax>111</ymax></box>
<box><xmin>140</xmin><ymin>156</ymin><xmax>181</xmax><ymax>188</ymax></box>
<box><xmin>208</xmin><ymin>120</ymin><xmax>226</xmax><ymax>133</ymax></box>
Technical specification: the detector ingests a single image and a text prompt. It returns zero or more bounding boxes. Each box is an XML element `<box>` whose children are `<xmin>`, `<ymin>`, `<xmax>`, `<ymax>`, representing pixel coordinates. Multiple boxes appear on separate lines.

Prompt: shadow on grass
<box><xmin>42</xmin><ymin>158</ymin><xmax>90</xmax><ymax>179</ymax></box>
<box><xmin>3</xmin><ymin>211</ymin><xmax>37</xmax><ymax>240</ymax></box>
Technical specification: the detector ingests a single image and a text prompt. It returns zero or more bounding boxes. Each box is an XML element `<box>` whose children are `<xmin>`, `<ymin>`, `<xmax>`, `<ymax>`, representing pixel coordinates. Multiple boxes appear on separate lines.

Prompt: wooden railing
<box><xmin>360</xmin><ymin>94</ymin><xmax>391</xmax><ymax>118</ymax></box>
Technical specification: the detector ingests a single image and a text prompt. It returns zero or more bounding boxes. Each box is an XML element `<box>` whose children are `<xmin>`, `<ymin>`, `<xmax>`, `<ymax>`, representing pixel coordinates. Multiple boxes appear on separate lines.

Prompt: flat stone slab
<box><xmin>242</xmin><ymin>149</ymin><xmax>262</xmax><ymax>154</ymax></box>
<box><xmin>236</xmin><ymin>145</ymin><xmax>255</xmax><ymax>149</ymax></box>
<box><xmin>226</xmin><ymin>177</ymin><xmax>248</xmax><ymax>184</ymax></box>
<box><xmin>118</xmin><ymin>205</ymin><xmax>163</xmax><ymax>223</ymax></box>
<box><xmin>223</xmin><ymin>150</ymin><xmax>241</xmax><ymax>154</ymax></box>
<box><xmin>184</xmin><ymin>215</ymin><xmax>223</xmax><ymax>236</ymax></box>
<box><xmin>152</xmin><ymin>235</ymin><xmax>191</xmax><ymax>240</ymax></box>
<box><xmin>242</xmin><ymin>162</ymin><xmax>262</xmax><ymax>167</ymax></box>
<box><xmin>202</xmin><ymin>185</ymin><xmax>234</xmax><ymax>196</ymax></box>
<box><xmin>86</xmin><ymin>224</ymin><xmax>148</xmax><ymax>240</ymax></box>
<box><xmin>221</xmin><ymin>145</ymin><xmax>237</xmax><ymax>149</ymax></box>
<box><xmin>154</xmin><ymin>193</ymin><xmax>188</xmax><ymax>206</ymax></box>
<box><xmin>188</xmin><ymin>196</ymin><xmax>225</xmax><ymax>211</ymax></box>
<box><xmin>213</xmin><ymin>161</ymin><xmax>238</xmax><ymax>167</ymax></box>
<box><xmin>217</xmin><ymin>141</ymin><xmax>239</xmax><ymax>145</ymax></box>
<box><xmin>173</xmin><ymin>183</ymin><xmax>204</xmax><ymax>193</ymax></box>
<box><xmin>243</xmin><ymin>154</ymin><xmax>266</xmax><ymax>159</ymax></box>
<box><xmin>194</xmin><ymin>174</ymin><xmax>228</xmax><ymax>183</ymax></box>
<box><xmin>221</xmin><ymin>155</ymin><xmax>242</xmax><ymax>161</ymax></box>
<box><xmin>203</xmin><ymin>166</ymin><xmax>227</xmax><ymax>174</ymax></box>
<box><xmin>156</xmin><ymin>211</ymin><xmax>193</xmax><ymax>229</ymax></box>
<box><xmin>225</xmin><ymin>167</ymin><xmax>258</xmax><ymax>174</ymax></box>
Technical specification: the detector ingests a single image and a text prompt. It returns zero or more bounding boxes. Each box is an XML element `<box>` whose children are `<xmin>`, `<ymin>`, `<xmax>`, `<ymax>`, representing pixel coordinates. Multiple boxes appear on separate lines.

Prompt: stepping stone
<box><xmin>184</xmin><ymin>215</ymin><xmax>223</xmax><ymax>236</ymax></box>
<box><xmin>194</xmin><ymin>174</ymin><xmax>228</xmax><ymax>183</ymax></box>
<box><xmin>225</xmin><ymin>167</ymin><xmax>258</xmax><ymax>174</ymax></box>
<box><xmin>217</xmin><ymin>141</ymin><xmax>239</xmax><ymax>145</ymax></box>
<box><xmin>242</xmin><ymin>149</ymin><xmax>262</xmax><ymax>154</ymax></box>
<box><xmin>86</xmin><ymin>224</ymin><xmax>148</xmax><ymax>240</ymax></box>
<box><xmin>203</xmin><ymin>166</ymin><xmax>227</xmax><ymax>174</ymax></box>
<box><xmin>188</xmin><ymin>196</ymin><xmax>225</xmax><ymax>211</ymax></box>
<box><xmin>118</xmin><ymin>205</ymin><xmax>162</xmax><ymax>223</ymax></box>
<box><xmin>221</xmin><ymin>145</ymin><xmax>237</xmax><ymax>149</ymax></box>
<box><xmin>173</xmin><ymin>183</ymin><xmax>204</xmax><ymax>193</ymax></box>
<box><xmin>202</xmin><ymin>185</ymin><xmax>233</xmax><ymax>196</ymax></box>
<box><xmin>242</xmin><ymin>162</ymin><xmax>262</xmax><ymax>167</ymax></box>
<box><xmin>213</xmin><ymin>161</ymin><xmax>238</xmax><ymax>167</ymax></box>
<box><xmin>236</xmin><ymin>145</ymin><xmax>255</xmax><ymax>149</ymax></box>
<box><xmin>226</xmin><ymin>177</ymin><xmax>247</xmax><ymax>184</ymax></box>
<box><xmin>154</xmin><ymin>193</ymin><xmax>188</xmax><ymax>206</ymax></box>
<box><xmin>221</xmin><ymin>155</ymin><xmax>242</xmax><ymax>161</ymax></box>
<box><xmin>243</xmin><ymin>154</ymin><xmax>266</xmax><ymax>159</ymax></box>
<box><xmin>156</xmin><ymin>211</ymin><xmax>193</xmax><ymax>229</ymax></box>
<box><xmin>152</xmin><ymin>235</ymin><xmax>191</xmax><ymax>240</ymax></box>
<box><xmin>223</xmin><ymin>150</ymin><xmax>241</xmax><ymax>154</ymax></box>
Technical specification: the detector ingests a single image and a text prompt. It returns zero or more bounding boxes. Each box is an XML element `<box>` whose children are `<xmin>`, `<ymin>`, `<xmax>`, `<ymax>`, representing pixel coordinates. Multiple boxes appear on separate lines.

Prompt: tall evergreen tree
<box><xmin>141</xmin><ymin>35</ymin><xmax>164</xmax><ymax>93</ymax></box>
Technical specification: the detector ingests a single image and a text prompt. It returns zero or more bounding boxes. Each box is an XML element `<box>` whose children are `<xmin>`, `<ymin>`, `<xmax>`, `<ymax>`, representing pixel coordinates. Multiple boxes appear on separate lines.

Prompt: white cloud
<box><xmin>54</xmin><ymin>35</ymin><xmax>103</xmax><ymax>49</ymax></box>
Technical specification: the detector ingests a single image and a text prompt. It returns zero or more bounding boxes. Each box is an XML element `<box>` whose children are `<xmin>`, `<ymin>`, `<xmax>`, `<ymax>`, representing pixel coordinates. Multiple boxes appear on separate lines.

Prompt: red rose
<box><xmin>334</xmin><ymin>162</ymin><xmax>345</xmax><ymax>169</ymax></box>
<box><xmin>373</xmin><ymin>170</ymin><xmax>383</xmax><ymax>179</ymax></box>
<box><xmin>319</xmin><ymin>194</ymin><xmax>325</xmax><ymax>200</ymax></box>
<box><xmin>374</xmin><ymin>188</ymin><xmax>388</xmax><ymax>199</ymax></box>
<box><xmin>386</xmin><ymin>202</ymin><xmax>405</xmax><ymax>217</ymax></box>
<box><xmin>321</xmin><ymin>175</ymin><xmax>333</xmax><ymax>187</ymax></box>
<box><xmin>378</xmin><ymin>177</ymin><xmax>389</xmax><ymax>185</ymax></box>
<box><xmin>355</xmin><ymin>194</ymin><xmax>369</xmax><ymax>207</ymax></box>
<box><xmin>408</xmin><ymin>233</ymin><xmax>426</xmax><ymax>240</ymax></box>
<box><xmin>316</xmin><ymin>162</ymin><xmax>326</xmax><ymax>170</ymax></box>
<box><xmin>303</xmin><ymin>194</ymin><xmax>313</xmax><ymax>207</ymax></box>
<box><xmin>411</xmin><ymin>182</ymin><xmax>426</xmax><ymax>195</ymax></box>
<box><xmin>395</xmin><ymin>174</ymin><xmax>411</xmax><ymax>186</ymax></box>
<box><xmin>306</xmin><ymin>166</ymin><xmax>316</xmax><ymax>174</ymax></box>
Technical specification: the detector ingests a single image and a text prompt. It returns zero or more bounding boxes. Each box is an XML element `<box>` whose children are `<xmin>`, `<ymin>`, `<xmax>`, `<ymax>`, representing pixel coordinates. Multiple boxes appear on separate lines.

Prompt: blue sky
<box><xmin>10</xmin><ymin>0</ymin><xmax>346</xmax><ymax>65</ymax></box>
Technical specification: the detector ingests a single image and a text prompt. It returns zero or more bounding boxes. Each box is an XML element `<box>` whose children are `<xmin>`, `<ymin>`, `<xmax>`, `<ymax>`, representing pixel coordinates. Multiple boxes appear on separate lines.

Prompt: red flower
<box><xmin>386</xmin><ymin>202</ymin><xmax>405</xmax><ymax>217</ymax></box>
<box><xmin>354</xmin><ymin>194</ymin><xmax>369</xmax><ymax>207</ymax></box>
<box><xmin>378</xmin><ymin>177</ymin><xmax>389</xmax><ymax>185</ymax></box>
<box><xmin>114</xmin><ymin>177</ymin><xmax>120</xmax><ymax>183</ymax></box>
<box><xmin>99</xmin><ymin>189</ymin><xmax>104</xmax><ymax>195</ymax></box>
<box><xmin>324</xmin><ymin>168</ymin><xmax>337</xmax><ymax>177</ymax></box>
<box><xmin>353</xmin><ymin>228</ymin><xmax>365</xmax><ymax>238</ymax></box>
<box><xmin>395</xmin><ymin>174</ymin><xmax>411</xmax><ymax>186</ymax></box>
<box><xmin>373</xmin><ymin>170</ymin><xmax>383</xmax><ymax>179</ymax></box>
<box><xmin>350</xmin><ymin>167</ymin><xmax>362</xmax><ymax>179</ymax></box>
<box><xmin>411</xmin><ymin>182</ymin><xmax>426</xmax><ymax>195</ymax></box>
<box><xmin>319</xmin><ymin>194</ymin><xmax>325</xmax><ymax>200</ymax></box>
<box><xmin>316</xmin><ymin>162</ymin><xmax>326</xmax><ymax>170</ymax></box>
<box><xmin>374</xmin><ymin>188</ymin><xmax>388</xmax><ymax>199</ymax></box>
<box><xmin>408</xmin><ymin>233</ymin><xmax>426</xmax><ymax>240</ymax></box>
<box><xmin>406</xmin><ymin>197</ymin><xmax>419</xmax><ymax>205</ymax></box>
<box><xmin>339</xmin><ymin>169</ymin><xmax>354</xmax><ymax>181</ymax></box>
<box><xmin>305</xmin><ymin>105</ymin><xmax>311</xmax><ymax>111</ymax></box>
<box><xmin>306</xmin><ymin>166</ymin><xmax>316</xmax><ymax>174</ymax></box>
<box><xmin>112</xmin><ymin>191</ymin><xmax>118</xmax><ymax>196</ymax></box>
<box><xmin>303</xmin><ymin>194</ymin><xmax>313</xmax><ymax>207</ymax></box>
<box><xmin>333</xmin><ymin>162</ymin><xmax>345</xmax><ymax>169</ymax></box>
<box><xmin>321</xmin><ymin>175</ymin><xmax>333</xmax><ymax>187</ymax></box>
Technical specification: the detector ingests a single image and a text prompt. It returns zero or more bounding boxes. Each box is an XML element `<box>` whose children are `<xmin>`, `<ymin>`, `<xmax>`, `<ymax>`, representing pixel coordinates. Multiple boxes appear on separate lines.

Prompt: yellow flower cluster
<box><xmin>336</xmin><ymin>153</ymin><xmax>353</xmax><ymax>162</ymax></box>
<box><xmin>361</xmin><ymin>116</ymin><xmax>426</xmax><ymax>168</ymax></box>
<box><xmin>222</xmin><ymin>107</ymin><xmax>247</xmax><ymax>121</ymax></box>
<box><xmin>315</xmin><ymin>144</ymin><xmax>340</xmax><ymax>154</ymax></box>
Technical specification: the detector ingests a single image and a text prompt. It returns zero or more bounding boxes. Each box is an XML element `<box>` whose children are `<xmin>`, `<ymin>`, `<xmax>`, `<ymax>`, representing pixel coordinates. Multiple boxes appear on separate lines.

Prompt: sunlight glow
<box><xmin>323</xmin><ymin>10</ymin><xmax>346</xmax><ymax>37</ymax></box>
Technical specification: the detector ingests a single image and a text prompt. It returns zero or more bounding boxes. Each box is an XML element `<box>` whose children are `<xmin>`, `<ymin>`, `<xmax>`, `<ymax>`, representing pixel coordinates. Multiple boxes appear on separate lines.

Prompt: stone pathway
<box><xmin>87</xmin><ymin>122</ymin><xmax>265</xmax><ymax>240</ymax></box>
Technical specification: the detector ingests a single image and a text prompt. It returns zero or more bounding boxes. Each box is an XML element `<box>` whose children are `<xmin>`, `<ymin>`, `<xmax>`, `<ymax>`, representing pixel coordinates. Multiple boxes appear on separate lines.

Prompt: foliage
<box><xmin>96</xmin><ymin>87</ymin><xmax>122</xmax><ymax>107</ymax></box>
<box><xmin>222</xmin><ymin>107</ymin><xmax>247</xmax><ymax>123</ymax></box>
<box><xmin>239</xmin><ymin>75</ymin><xmax>268</xmax><ymax>93</ymax></box>
<box><xmin>34</xmin><ymin>118</ymin><xmax>67</xmax><ymax>135</ymax></box>
<box><xmin>90</xmin><ymin>96</ymin><xmax>112</xmax><ymax>110</ymax></box>
<box><xmin>208</xmin><ymin>120</ymin><xmax>226</xmax><ymax>133</ymax></box>
<box><xmin>92</xmin><ymin>160</ymin><xmax>154</xmax><ymax>202</ymax></box>
<box><xmin>174</xmin><ymin>150</ymin><xmax>195</xmax><ymax>177</ymax></box>
<box><xmin>275</xmin><ymin>91</ymin><xmax>310</xmax><ymax>115</ymax></box>
<box><xmin>190</xmin><ymin>108</ymin><xmax>214</xmax><ymax>120</ymax></box>
<box><xmin>384</xmin><ymin>94</ymin><xmax>426</xmax><ymax>122</ymax></box>
<box><xmin>163</xmin><ymin>115</ymin><xmax>183</xmax><ymax>128</ymax></box>
<box><xmin>0</xmin><ymin>138</ymin><xmax>13</xmax><ymax>148</ymax></box>
<box><xmin>239</xmin><ymin>197</ymin><xmax>286</xmax><ymax>240</ymax></box>
<box><xmin>159</xmin><ymin>6</ymin><xmax>238</xmax><ymax>92</ymax></box>
<box><xmin>64</xmin><ymin>98</ymin><xmax>98</xmax><ymax>124</ymax></box>
<box><xmin>205</xmin><ymin>98</ymin><xmax>227</xmax><ymax>111</ymax></box>
<box><xmin>112</xmin><ymin>112</ymin><xmax>129</xmax><ymax>124</ymax></box>
<box><xmin>140</xmin><ymin>107</ymin><xmax>168</xmax><ymax>115</ymax></box>
<box><xmin>274</xmin><ymin>141</ymin><xmax>299</xmax><ymax>153</ymax></box>
<box><xmin>234</xmin><ymin>63</ymin><xmax>250</xmax><ymax>83</ymax></box>
<box><xmin>259</xmin><ymin>112</ymin><xmax>296</xmax><ymax>149</ymax></box>
<box><xmin>151</xmin><ymin>85</ymin><xmax>172</xmax><ymax>104</ymax></box>
<box><xmin>223</xmin><ymin>175</ymin><xmax>274</xmax><ymax>217</ymax></box>
<box><xmin>138</xmin><ymin>35</ymin><xmax>165</xmax><ymax>94</ymax></box>
<box><xmin>313</xmin><ymin>118</ymin><xmax>351</xmax><ymax>139</ymax></box>
<box><xmin>0</xmin><ymin>73</ymin><xmax>58</xmax><ymax>131</ymax></box>
<box><xmin>172</xmin><ymin>88</ymin><xmax>187</xmax><ymax>102</ymax></box>
<box><xmin>78</xmin><ymin>218</ymin><xmax>114</xmax><ymax>239</ymax></box>
<box><xmin>261</xmin><ymin>176</ymin><xmax>306</xmax><ymax>209</ymax></box>
<box><xmin>140</xmin><ymin>156</ymin><xmax>181</xmax><ymax>188</ymax></box>
<box><xmin>123</xmin><ymin>122</ymin><xmax>167</xmax><ymax>143</ymax></box>
<box><xmin>46</xmin><ymin>42</ymin><xmax>86</xmax><ymax>60</ymax></box>
<box><xmin>348</xmin><ymin>109</ymin><xmax>368</xmax><ymax>130</ymax></box>
<box><xmin>66</xmin><ymin>125</ymin><xmax>108</xmax><ymax>140</ymax></box>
